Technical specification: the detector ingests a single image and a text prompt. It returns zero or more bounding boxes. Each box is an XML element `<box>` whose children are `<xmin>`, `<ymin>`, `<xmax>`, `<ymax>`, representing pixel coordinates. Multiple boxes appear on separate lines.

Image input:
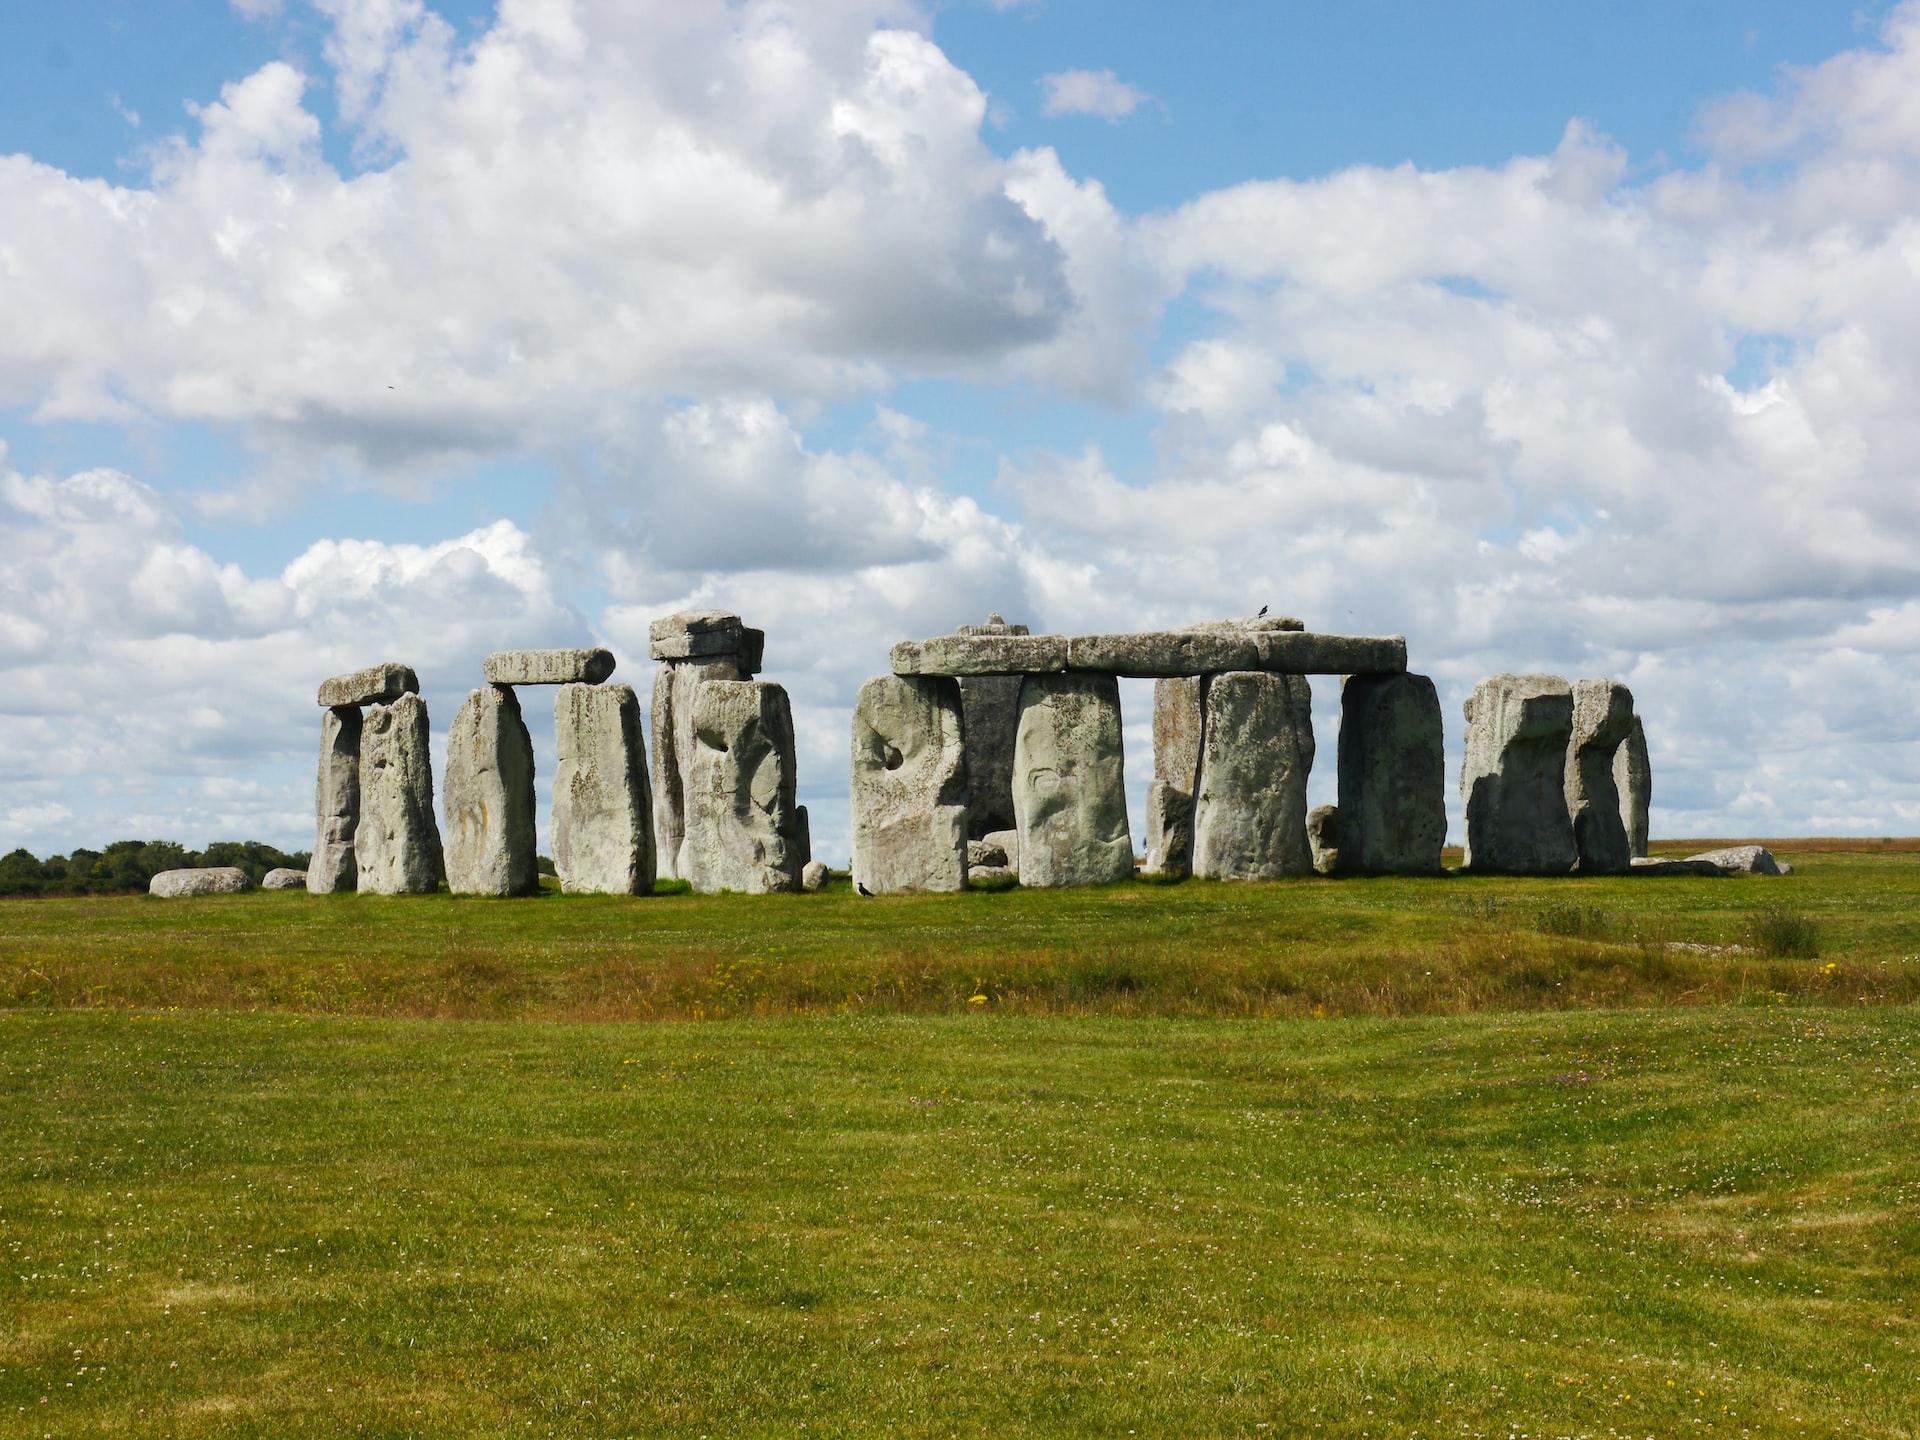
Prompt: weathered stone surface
<box><xmin>1143</xmin><ymin>677</ymin><xmax>1203</xmax><ymax>878</ymax></box>
<box><xmin>444</xmin><ymin>685</ymin><xmax>540</xmax><ymax>897</ymax></box>
<box><xmin>968</xmin><ymin>837</ymin><xmax>1008</xmax><ymax>869</ymax></box>
<box><xmin>308</xmin><ymin>705</ymin><xmax>361</xmax><ymax>894</ymax></box>
<box><xmin>1183</xmin><ymin>614</ymin><xmax>1307</xmax><ymax>633</ymax></box>
<box><xmin>968</xmin><ymin>865</ymin><xmax>1017</xmax><ymax>888</ymax></box>
<box><xmin>316</xmin><ymin>662</ymin><xmax>418</xmax><ymax>708</ymax></box>
<box><xmin>552</xmin><ymin>682</ymin><xmax>654</xmax><ymax>895</ymax></box>
<box><xmin>482</xmin><ymin>648</ymin><xmax>616</xmax><ymax>686</ymax></box>
<box><xmin>1461</xmin><ymin>675</ymin><xmax>1576</xmax><ymax>875</ymax></box>
<box><xmin>851</xmin><ymin>675</ymin><xmax>969</xmax><ymax>894</ymax></box>
<box><xmin>1616</xmin><ymin>715</ymin><xmax>1651</xmax><ymax>859</ymax></box>
<box><xmin>357</xmin><ymin>693</ymin><xmax>446</xmax><ymax>894</ymax></box>
<box><xmin>1250</xmin><ymin>631</ymin><xmax>1407</xmax><ymax>675</ymax></box>
<box><xmin>893</xmin><ymin>633</ymin><xmax>1069</xmax><ymax>677</ymax></box>
<box><xmin>685</xmin><ymin>681</ymin><xmax>803</xmax><ymax>894</ymax></box>
<box><xmin>648</xmin><ymin>611</ymin><xmax>764</xmax><ymax>672</ymax></box>
<box><xmin>650</xmin><ymin>655</ymin><xmax>749</xmax><ymax>880</ymax></box>
<box><xmin>1687</xmin><ymin>844</ymin><xmax>1792</xmax><ymax>876</ymax></box>
<box><xmin>954</xmin><ymin>614</ymin><xmax>1029</xmax><ymax>839</ymax></box>
<box><xmin>793</xmin><ymin>805</ymin><xmax>812</xmax><ymax>869</ymax></box>
<box><xmin>1191</xmin><ymin>672</ymin><xmax>1315</xmax><ymax>880</ymax></box>
<box><xmin>801</xmin><ymin>859</ymin><xmax>830</xmax><ymax>892</ymax></box>
<box><xmin>1566</xmin><ymin>679</ymin><xmax>1635</xmax><ymax>875</ymax></box>
<box><xmin>149</xmin><ymin>867</ymin><xmax>254</xmax><ymax>897</ymax></box>
<box><xmin>1067</xmin><ymin>630</ymin><xmax>1259</xmax><ymax>676</ymax></box>
<box><xmin>1336</xmin><ymin>672</ymin><xmax>1447</xmax><ymax>875</ymax></box>
<box><xmin>1308</xmin><ymin>805</ymin><xmax>1340</xmax><ymax>876</ymax></box>
<box><xmin>1630</xmin><ymin>857</ymin><xmax>1725</xmax><ymax>876</ymax></box>
<box><xmin>1012</xmin><ymin>673</ymin><xmax>1133</xmax><ymax>887</ymax></box>
<box><xmin>262</xmin><ymin>868</ymin><xmax>307</xmax><ymax>890</ymax></box>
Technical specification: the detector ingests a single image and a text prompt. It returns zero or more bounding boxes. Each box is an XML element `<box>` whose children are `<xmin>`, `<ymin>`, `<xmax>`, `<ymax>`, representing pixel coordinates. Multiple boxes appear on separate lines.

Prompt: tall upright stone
<box><xmin>357</xmin><ymin>693</ymin><xmax>445</xmax><ymax>894</ymax></box>
<box><xmin>1615</xmin><ymin>714</ymin><xmax>1651</xmax><ymax>859</ymax></box>
<box><xmin>1460</xmin><ymin>674</ymin><xmax>1576</xmax><ymax>875</ymax></box>
<box><xmin>1566</xmin><ymin>679</ymin><xmax>1635</xmax><ymax>875</ymax></box>
<box><xmin>1336</xmin><ymin>672</ymin><xmax>1447</xmax><ymax>875</ymax></box>
<box><xmin>308</xmin><ymin>705</ymin><xmax>362</xmax><ymax>894</ymax></box>
<box><xmin>851</xmin><ymin>674</ymin><xmax>969</xmax><ymax>894</ymax></box>
<box><xmin>552</xmin><ymin>682</ymin><xmax>654</xmax><ymax>895</ymax></box>
<box><xmin>954</xmin><ymin>615</ymin><xmax>1027</xmax><ymax>839</ymax></box>
<box><xmin>1012</xmin><ymin>673</ymin><xmax>1133</xmax><ymax>888</ymax></box>
<box><xmin>649</xmin><ymin>611</ymin><xmax>763</xmax><ymax>881</ymax></box>
<box><xmin>684</xmin><ymin>680</ymin><xmax>802</xmax><ymax>894</ymax></box>
<box><xmin>1191</xmin><ymin>671</ymin><xmax>1315</xmax><ymax>880</ymax></box>
<box><xmin>1143</xmin><ymin>676</ymin><xmax>1203</xmax><ymax>878</ymax></box>
<box><xmin>444</xmin><ymin>685</ymin><xmax>540</xmax><ymax>897</ymax></box>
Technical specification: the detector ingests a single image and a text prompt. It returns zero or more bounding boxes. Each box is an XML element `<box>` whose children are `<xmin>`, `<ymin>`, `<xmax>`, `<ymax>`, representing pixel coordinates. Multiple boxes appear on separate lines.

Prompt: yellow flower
<box><xmin>969</xmin><ymin>994</ymin><xmax>988</xmax><ymax>1005</ymax></box>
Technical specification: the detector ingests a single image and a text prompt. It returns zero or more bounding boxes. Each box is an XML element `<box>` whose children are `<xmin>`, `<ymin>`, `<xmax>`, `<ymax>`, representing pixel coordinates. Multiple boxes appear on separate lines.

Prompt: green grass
<box><xmin>3</xmin><ymin>1008</ymin><xmax>1917</xmax><ymax>1436</ymax></box>
<box><xmin>1</xmin><ymin>848</ymin><xmax>1917</xmax><ymax>1020</ymax></box>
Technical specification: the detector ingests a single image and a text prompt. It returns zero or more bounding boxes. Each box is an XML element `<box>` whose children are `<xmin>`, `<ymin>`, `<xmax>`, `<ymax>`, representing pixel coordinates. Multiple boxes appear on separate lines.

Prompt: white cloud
<box><xmin>1038</xmin><ymin>68</ymin><xmax>1149</xmax><ymax>121</ymax></box>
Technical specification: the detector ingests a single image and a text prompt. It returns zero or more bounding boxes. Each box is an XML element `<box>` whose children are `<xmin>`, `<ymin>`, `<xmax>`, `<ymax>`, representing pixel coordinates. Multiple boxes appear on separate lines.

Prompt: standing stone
<box><xmin>1566</xmin><ymin>679</ymin><xmax>1635</xmax><ymax>875</ymax></box>
<box><xmin>1336</xmin><ymin>673</ymin><xmax>1447</xmax><ymax>875</ymax></box>
<box><xmin>1615</xmin><ymin>714</ymin><xmax>1651</xmax><ymax>859</ymax></box>
<box><xmin>1012</xmin><ymin>673</ymin><xmax>1133</xmax><ymax>888</ymax></box>
<box><xmin>1143</xmin><ymin>676</ymin><xmax>1203</xmax><ymax>878</ymax></box>
<box><xmin>1460</xmin><ymin>675</ymin><xmax>1576</xmax><ymax>875</ymax></box>
<box><xmin>649</xmin><ymin>611</ymin><xmax>762</xmax><ymax>881</ymax></box>
<box><xmin>444</xmin><ymin>685</ymin><xmax>540</xmax><ymax>897</ymax></box>
<box><xmin>308</xmin><ymin>705</ymin><xmax>362</xmax><ymax>894</ymax></box>
<box><xmin>1191</xmin><ymin>672</ymin><xmax>1315</xmax><ymax>880</ymax></box>
<box><xmin>685</xmin><ymin>680</ymin><xmax>802</xmax><ymax>894</ymax></box>
<box><xmin>552</xmin><ymin>682</ymin><xmax>654</xmax><ymax>895</ymax></box>
<box><xmin>851</xmin><ymin>674</ymin><xmax>969</xmax><ymax>894</ymax></box>
<box><xmin>801</xmin><ymin>859</ymin><xmax>830</xmax><ymax>891</ymax></box>
<box><xmin>955</xmin><ymin>615</ymin><xmax>1028</xmax><ymax>838</ymax></box>
<box><xmin>357</xmin><ymin>693</ymin><xmax>445</xmax><ymax>894</ymax></box>
<box><xmin>1308</xmin><ymin>805</ymin><xmax>1340</xmax><ymax>875</ymax></box>
<box><xmin>793</xmin><ymin>806</ymin><xmax>813</xmax><ymax>870</ymax></box>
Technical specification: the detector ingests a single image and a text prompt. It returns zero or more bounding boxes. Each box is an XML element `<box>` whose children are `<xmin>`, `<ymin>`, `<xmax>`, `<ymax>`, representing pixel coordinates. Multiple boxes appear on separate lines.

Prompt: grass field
<box><xmin>3</xmin><ymin>848</ymin><xmax>1917</xmax><ymax>1436</ymax></box>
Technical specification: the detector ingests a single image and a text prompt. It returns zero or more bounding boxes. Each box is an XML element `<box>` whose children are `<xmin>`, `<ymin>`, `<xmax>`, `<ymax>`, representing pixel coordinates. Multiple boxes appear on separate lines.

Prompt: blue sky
<box><xmin>1</xmin><ymin>0</ymin><xmax>1917</xmax><ymax>860</ymax></box>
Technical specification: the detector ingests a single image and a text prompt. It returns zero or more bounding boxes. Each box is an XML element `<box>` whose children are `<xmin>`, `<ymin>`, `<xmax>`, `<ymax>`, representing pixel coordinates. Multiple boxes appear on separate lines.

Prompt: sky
<box><xmin>2</xmin><ymin>0</ymin><xmax>1918</xmax><ymax>864</ymax></box>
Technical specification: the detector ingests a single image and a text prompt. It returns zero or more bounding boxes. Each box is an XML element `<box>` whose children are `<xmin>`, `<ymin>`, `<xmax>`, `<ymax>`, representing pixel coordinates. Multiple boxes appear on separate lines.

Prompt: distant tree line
<box><xmin>0</xmin><ymin>841</ymin><xmax>311</xmax><ymax>897</ymax></box>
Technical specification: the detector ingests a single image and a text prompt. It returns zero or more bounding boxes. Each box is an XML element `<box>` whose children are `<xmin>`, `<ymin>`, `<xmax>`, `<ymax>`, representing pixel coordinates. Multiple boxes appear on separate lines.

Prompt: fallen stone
<box><xmin>149</xmin><ymin>867</ymin><xmax>254</xmax><ymax>898</ymax></box>
<box><xmin>1013</xmin><ymin>673</ymin><xmax>1133</xmax><ymax>887</ymax></box>
<box><xmin>1615</xmin><ymin>714</ymin><xmax>1651</xmax><ymax>859</ymax></box>
<box><xmin>1066</xmin><ymin>630</ymin><xmax>1258</xmax><ymax>676</ymax></box>
<box><xmin>1250</xmin><ymin>631</ymin><xmax>1407</xmax><ymax>675</ymax></box>
<box><xmin>1143</xmin><ymin>676</ymin><xmax>1204</xmax><ymax>878</ymax></box>
<box><xmin>968</xmin><ymin>837</ymin><xmax>1008</xmax><ymax>869</ymax></box>
<box><xmin>1191</xmin><ymin>672</ymin><xmax>1315</xmax><ymax>880</ymax></box>
<box><xmin>684</xmin><ymin>680</ymin><xmax>803</xmax><ymax>894</ymax></box>
<box><xmin>316</xmin><ymin>662</ymin><xmax>418</xmax><ymax>708</ymax></box>
<box><xmin>262</xmin><ymin>868</ymin><xmax>307</xmax><ymax>890</ymax></box>
<box><xmin>1687</xmin><ymin>844</ymin><xmax>1793</xmax><ymax>876</ymax></box>
<box><xmin>444</xmin><ymin>685</ymin><xmax>540</xmax><ymax>897</ymax></box>
<box><xmin>307</xmin><ymin>705</ymin><xmax>361</xmax><ymax>894</ymax></box>
<box><xmin>1566</xmin><ymin>679</ymin><xmax>1635</xmax><ymax>875</ymax></box>
<box><xmin>648</xmin><ymin>611</ymin><xmax>764</xmax><ymax>672</ymax></box>
<box><xmin>1630</xmin><ymin>857</ymin><xmax>1726</xmax><ymax>877</ymax></box>
<box><xmin>1308</xmin><ymin>805</ymin><xmax>1340</xmax><ymax>876</ymax></box>
<box><xmin>982</xmin><ymin>829</ymin><xmax>1020</xmax><ymax>872</ymax></box>
<box><xmin>893</xmin><ymin>633</ymin><xmax>1068</xmax><ymax>677</ymax></box>
<box><xmin>968</xmin><ymin>865</ymin><xmax>1018</xmax><ymax>888</ymax></box>
<box><xmin>357</xmin><ymin>693</ymin><xmax>446</xmax><ymax>894</ymax></box>
<box><xmin>651</xmin><ymin>654</ymin><xmax>752</xmax><ymax>880</ymax></box>
<box><xmin>482</xmin><ymin>648</ymin><xmax>616</xmax><ymax>686</ymax></box>
<box><xmin>552</xmin><ymin>682</ymin><xmax>655</xmax><ymax>895</ymax></box>
<box><xmin>1336</xmin><ymin>672</ymin><xmax>1447</xmax><ymax>875</ymax></box>
<box><xmin>851</xmin><ymin>675</ymin><xmax>969</xmax><ymax>894</ymax></box>
<box><xmin>955</xmin><ymin>615</ymin><xmax>1028</xmax><ymax>838</ymax></box>
<box><xmin>801</xmin><ymin>859</ymin><xmax>830</xmax><ymax>892</ymax></box>
<box><xmin>1461</xmin><ymin>674</ymin><xmax>1576</xmax><ymax>875</ymax></box>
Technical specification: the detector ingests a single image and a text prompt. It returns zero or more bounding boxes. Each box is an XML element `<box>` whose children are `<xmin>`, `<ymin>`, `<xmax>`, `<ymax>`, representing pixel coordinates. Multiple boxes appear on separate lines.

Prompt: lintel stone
<box><xmin>892</xmin><ymin>633</ymin><xmax>1069</xmax><ymax>677</ymax></box>
<box><xmin>316</xmin><ymin>662</ymin><xmax>418</xmax><ymax>708</ymax></box>
<box><xmin>483</xmin><ymin>648</ymin><xmax>616</xmax><ymax>686</ymax></box>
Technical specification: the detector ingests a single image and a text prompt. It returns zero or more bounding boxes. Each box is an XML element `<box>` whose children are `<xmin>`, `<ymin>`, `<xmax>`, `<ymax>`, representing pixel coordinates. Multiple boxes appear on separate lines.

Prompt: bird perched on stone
<box><xmin>1257</xmin><ymin>604</ymin><xmax>1268</xmax><ymax>618</ymax></box>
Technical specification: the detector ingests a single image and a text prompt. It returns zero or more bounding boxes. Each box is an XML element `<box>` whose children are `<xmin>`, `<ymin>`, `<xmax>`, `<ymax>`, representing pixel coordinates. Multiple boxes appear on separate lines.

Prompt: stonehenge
<box><xmin>1307</xmin><ymin>805</ymin><xmax>1339</xmax><ymax>875</ymax></box>
<box><xmin>1566</xmin><ymin>679</ymin><xmax>1636</xmax><ymax>875</ymax></box>
<box><xmin>357</xmin><ymin>693</ymin><xmax>446</xmax><ymax>894</ymax></box>
<box><xmin>1616</xmin><ymin>715</ymin><xmax>1651</xmax><ymax>859</ymax></box>
<box><xmin>1012</xmin><ymin>673</ymin><xmax>1134</xmax><ymax>888</ymax></box>
<box><xmin>1461</xmin><ymin>675</ymin><xmax>1578</xmax><ymax>875</ymax></box>
<box><xmin>552</xmin><ymin>682</ymin><xmax>655</xmax><ymax>895</ymax></box>
<box><xmin>1191</xmin><ymin>672</ymin><xmax>1315</xmax><ymax>880</ymax></box>
<box><xmin>685</xmin><ymin>680</ymin><xmax>804</xmax><ymax>894</ymax></box>
<box><xmin>954</xmin><ymin>616</ymin><xmax>1026</xmax><ymax>838</ymax></box>
<box><xmin>1143</xmin><ymin>677</ymin><xmax>1202</xmax><ymax>879</ymax></box>
<box><xmin>650</xmin><ymin>611</ymin><xmax>764</xmax><ymax>881</ymax></box>
<box><xmin>308</xmin><ymin>704</ymin><xmax>362</xmax><ymax>894</ymax></box>
<box><xmin>850</xmin><ymin>674</ymin><xmax>969</xmax><ymax>894</ymax></box>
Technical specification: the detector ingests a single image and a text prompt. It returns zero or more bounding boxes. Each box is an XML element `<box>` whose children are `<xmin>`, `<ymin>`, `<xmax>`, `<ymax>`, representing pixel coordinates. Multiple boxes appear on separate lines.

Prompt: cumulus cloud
<box><xmin>1038</xmin><ymin>68</ymin><xmax>1150</xmax><ymax>121</ymax></box>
